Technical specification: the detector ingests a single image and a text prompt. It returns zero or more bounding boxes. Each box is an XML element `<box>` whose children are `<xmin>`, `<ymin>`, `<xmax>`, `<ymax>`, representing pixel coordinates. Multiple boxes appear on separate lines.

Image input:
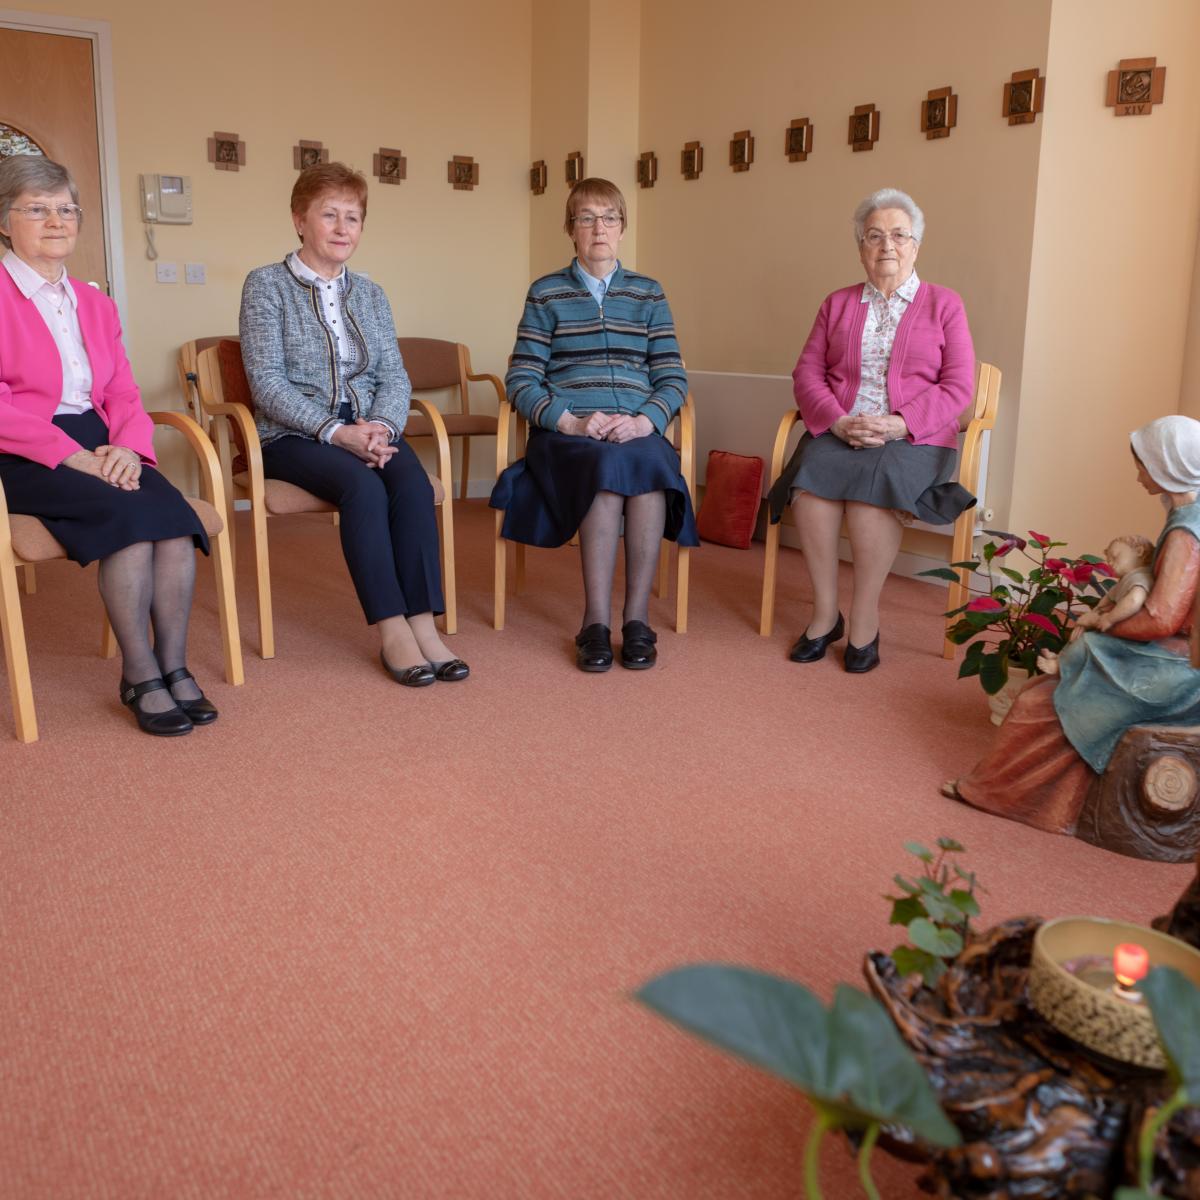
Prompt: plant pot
<box><xmin>987</xmin><ymin>665</ymin><xmax>1033</xmax><ymax>726</ymax></box>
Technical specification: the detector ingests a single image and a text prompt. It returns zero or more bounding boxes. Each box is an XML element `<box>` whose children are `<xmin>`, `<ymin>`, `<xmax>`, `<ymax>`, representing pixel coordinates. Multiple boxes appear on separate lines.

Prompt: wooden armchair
<box><xmin>178</xmin><ymin>336</ymin><xmax>238</xmax><ymax>432</ymax></box>
<box><xmin>398</xmin><ymin>338</ymin><xmax>502</xmax><ymax>501</ymax></box>
<box><xmin>492</xmin><ymin>394</ymin><xmax>697</xmax><ymax>633</ymax></box>
<box><xmin>194</xmin><ymin>340</ymin><xmax>457</xmax><ymax>658</ymax></box>
<box><xmin>0</xmin><ymin>411</ymin><xmax>243</xmax><ymax>743</ymax></box>
<box><xmin>758</xmin><ymin>361</ymin><xmax>1002</xmax><ymax>657</ymax></box>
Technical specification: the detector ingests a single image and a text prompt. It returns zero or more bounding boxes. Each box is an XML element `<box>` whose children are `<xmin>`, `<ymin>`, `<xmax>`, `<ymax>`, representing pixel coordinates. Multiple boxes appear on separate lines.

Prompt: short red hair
<box><xmin>290</xmin><ymin>162</ymin><xmax>369</xmax><ymax>223</ymax></box>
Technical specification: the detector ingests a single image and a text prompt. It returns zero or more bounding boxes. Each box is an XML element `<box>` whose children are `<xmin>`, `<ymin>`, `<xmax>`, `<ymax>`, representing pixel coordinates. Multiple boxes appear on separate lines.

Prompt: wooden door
<box><xmin>0</xmin><ymin>27</ymin><xmax>108</xmax><ymax>291</ymax></box>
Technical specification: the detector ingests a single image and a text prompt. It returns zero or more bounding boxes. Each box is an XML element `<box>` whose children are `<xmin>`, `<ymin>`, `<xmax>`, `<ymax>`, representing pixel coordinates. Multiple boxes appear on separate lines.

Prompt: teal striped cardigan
<box><xmin>505</xmin><ymin>260</ymin><xmax>687</xmax><ymax>435</ymax></box>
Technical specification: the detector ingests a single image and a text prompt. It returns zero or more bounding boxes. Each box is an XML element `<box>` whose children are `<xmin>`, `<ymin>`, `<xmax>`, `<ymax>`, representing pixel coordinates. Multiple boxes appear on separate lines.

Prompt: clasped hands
<box><xmin>332</xmin><ymin>419</ymin><xmax>397</xmax><ymax>468</ymax></box>
<box><xmin>832</xmin><ymin>413</ymin><xmax>908</xmax><ymax>448</ymax></box>
<box><xmin>559</xmin><ymin>411</ymin><xmax>654</xmax><ymax>443</ymax></box>
<box><xmin>64</xmin><ymin>444</ymin><xmax>142</xmax><ymax>490</ymax></box>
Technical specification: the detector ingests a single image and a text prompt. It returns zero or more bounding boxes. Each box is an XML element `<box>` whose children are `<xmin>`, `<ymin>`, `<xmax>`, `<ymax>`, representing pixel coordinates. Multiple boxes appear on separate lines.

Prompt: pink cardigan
<box><xmin>792</xmin><ymin>280</ymin><xmax>974</xmax><ymax>448</ymax></box>
<box><xmin>0</xmin><ymin>267</ymin><xmax>155</xmax><ymax>468</ymax></box>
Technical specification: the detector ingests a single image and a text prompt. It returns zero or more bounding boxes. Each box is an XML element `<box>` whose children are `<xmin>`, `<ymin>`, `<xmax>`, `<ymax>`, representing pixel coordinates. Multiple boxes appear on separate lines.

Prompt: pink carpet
<box><xmin>2</xmin><ymin>501</ymin><xmax>1190</xmax><ymax>1198</ymax></box>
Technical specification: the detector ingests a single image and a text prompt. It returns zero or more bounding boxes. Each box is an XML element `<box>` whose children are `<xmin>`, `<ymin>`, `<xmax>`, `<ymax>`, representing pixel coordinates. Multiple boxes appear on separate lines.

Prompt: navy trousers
<box><xmin>261</xmin><ymin>431</ymin><xmax>444</xmax><ymax>624</ymax></box>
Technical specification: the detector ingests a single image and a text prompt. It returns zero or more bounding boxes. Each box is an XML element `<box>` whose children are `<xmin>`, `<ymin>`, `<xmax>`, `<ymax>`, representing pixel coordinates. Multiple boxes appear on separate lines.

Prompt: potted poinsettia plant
<box><xmin>921</xmin><ymin>531</ymin><xmax>1113</xmax><ymax>712</ymax></box>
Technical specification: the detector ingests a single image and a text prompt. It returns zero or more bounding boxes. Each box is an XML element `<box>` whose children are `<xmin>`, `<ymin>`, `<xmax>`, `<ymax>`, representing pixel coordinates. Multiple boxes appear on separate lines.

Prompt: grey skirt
<box><xmin>766</xmin><ymin>432</ymin><xmax>975</xmax><ymax>526</ymax></box>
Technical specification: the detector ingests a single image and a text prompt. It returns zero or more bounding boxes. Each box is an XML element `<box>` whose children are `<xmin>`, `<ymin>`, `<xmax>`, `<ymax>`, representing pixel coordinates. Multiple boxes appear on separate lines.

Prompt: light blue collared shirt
<box><xmin>575</xmin><ymin>259</ymin><xmax>617</xmax><ymax>308</ymax></box>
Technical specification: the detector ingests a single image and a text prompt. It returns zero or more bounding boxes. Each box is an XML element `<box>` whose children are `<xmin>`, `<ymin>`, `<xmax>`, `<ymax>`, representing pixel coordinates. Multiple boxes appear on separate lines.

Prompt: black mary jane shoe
<box><xmin>162</xmin><ymin>666</ymin><xmax>219</xmax><ymax>725</ymax></box>
<box><xmin>575</xmin><ymin>624</ymin><xmax>613</xmax><ymax>673</ymax></box>
<box><xmin>620</xmin><ymin>620</ymin><xmax>658</xmax><ymax>670</ymax></box>
<box><xmin>843</xmin><ymin>632</ymin><xmax>881</xmax><ymax>674</ymax></box>
<box><xmin>788</xmin><ymin>612</ymin><xmax>845</xmax><ymax>663</ymax></box>
<box><xmin>120</xmin><ymin>677</ymin><xmax>194</xmax><ymax>737</ymax></box>
<box><xmin>380</xmin><ymin>652</ymin><xmax>436</xmax><ymax>688</ymax></box>
<box><xmin>430</xmin><ymin>659</ymin><xmax>470</xmax><ymax>682</ymax></box>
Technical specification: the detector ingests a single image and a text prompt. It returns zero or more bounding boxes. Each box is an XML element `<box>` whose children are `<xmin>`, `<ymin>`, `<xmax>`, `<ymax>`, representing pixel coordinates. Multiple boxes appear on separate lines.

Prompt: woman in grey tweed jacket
<box><xmin>239</xmin><ymin>163</ymin><xmax>468</xmax><ymax>687</ymax></box>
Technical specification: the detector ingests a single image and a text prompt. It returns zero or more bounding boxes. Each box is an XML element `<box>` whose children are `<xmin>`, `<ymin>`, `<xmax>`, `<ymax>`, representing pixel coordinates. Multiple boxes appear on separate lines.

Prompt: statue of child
<box><xmin>1038</xmin><ymin>534</ymin><xmax>1155</xmax><ymax>675</ymax></box>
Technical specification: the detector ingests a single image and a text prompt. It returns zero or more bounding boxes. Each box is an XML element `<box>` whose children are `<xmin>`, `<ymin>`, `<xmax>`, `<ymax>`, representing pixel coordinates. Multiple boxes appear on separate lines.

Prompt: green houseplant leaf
<box><xmin>1142</xmin><ymin>966</ymin><xmax>1200</xmax><ymax>1099</ymax></box>
<box><xmin>634</xmin><ymin>964</ymin><xmax>960</xmax><ymax>1147</ymax></box>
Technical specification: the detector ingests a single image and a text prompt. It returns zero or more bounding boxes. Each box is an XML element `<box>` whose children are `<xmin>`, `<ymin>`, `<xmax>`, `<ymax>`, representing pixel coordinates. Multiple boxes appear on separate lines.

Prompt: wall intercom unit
<box><xmin>139</xmin><ymin>174</ymin><xmax>193</xmax><ymax>224</ymax></box>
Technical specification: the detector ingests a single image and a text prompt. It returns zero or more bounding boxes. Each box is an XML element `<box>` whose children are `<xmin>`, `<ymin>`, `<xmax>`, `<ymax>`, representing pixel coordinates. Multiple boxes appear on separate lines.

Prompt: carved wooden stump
<box><xmin>863</xmin><ymin>918</ymin><xmax>1200</xmax><ymax>1198</ymax></box>
<box><xmin>1076</xmin><ymin>724</ymin><xmax>1200</xmax><ymax>862</ymax></box>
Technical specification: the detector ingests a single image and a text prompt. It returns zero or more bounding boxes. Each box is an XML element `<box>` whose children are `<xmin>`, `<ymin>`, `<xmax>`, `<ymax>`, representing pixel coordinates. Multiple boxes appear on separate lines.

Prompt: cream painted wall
<box><xmin>1013</xmin><ymin>0</ymin><xmax>1200</xmax><ymax>551</ymax></box>
<box><xmin>6</xmin><ymin>0</ymin><xmax>532</xmax><ymax>488</ymax></box>
<box><xmin>635</xmin><ymin>0</ymin><xmax>1053</xmax><ymax>537</ymax></box>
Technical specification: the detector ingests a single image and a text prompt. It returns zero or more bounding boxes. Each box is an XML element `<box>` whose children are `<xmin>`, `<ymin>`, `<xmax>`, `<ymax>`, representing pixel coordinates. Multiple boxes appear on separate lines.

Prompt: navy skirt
<box><xmin>490</xmin><ymin>428</ymin><xmax>699</xmax><ymax>548</ymax></box>
<box><xmin>767</xmin><ymin>431</ymin><xmax>975</xmax><ymax>526</ymax></box>
<box><xmin>0</xmin><ymin>411</ymin><xmax>208</xmax><ymax>565</ymax></box>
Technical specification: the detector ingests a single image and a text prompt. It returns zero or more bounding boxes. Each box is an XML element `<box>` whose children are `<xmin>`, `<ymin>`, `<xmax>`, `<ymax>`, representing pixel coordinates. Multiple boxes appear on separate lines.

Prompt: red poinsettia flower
<box><xmin>1019</xmin><ymin>613</ymin><xmax>1060</xmax><ymax>636</ymax></box>
<box><xmin>1029</xmin><ymin>530</ymin><xmax>1052</xmax><ymax>547</ymax></box>
<box><xmin>967</xmin><ymin>596</ymin><xmax>1006</xmax><ymax>612</ymax></box>
<box><xmin>1092</xmin><ymin>561</ymin><xmax>1116</xmax><ymax>577</ymax></box>
<box><xmin>1065</xmin><ymin>563</ymin><xmax>1101</xmax><ymax>585</ymax></box>
<box><xmin>993</xmin><ymin>540</ymin><xmax>1017</xmax><ymax>557</ymax></box>
<box><xmin>1045</xmin><ymin>558</ymin><xmax>1068</xmax><ymax>573</ymax></box>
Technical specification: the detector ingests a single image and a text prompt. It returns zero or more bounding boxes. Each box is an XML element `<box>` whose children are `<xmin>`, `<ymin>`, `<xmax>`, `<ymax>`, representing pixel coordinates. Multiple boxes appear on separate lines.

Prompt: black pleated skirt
<box><xmin>0</xmin><ymin>411</ymin><xmax>209</xmax><ymax>565</ymax></box>
<box><xmin>766</xmin><ymin>431</ymin><xmax>975</xmax><ymax>526</ymax></box>
<box><xmin>490</xmin><ymin>428</ymin><xmax>699</xmax><ymax>548</ymax></box>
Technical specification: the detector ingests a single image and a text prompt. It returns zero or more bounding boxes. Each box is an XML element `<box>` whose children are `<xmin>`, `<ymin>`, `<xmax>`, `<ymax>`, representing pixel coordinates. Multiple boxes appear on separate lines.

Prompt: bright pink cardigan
<box><xmin>0</xmin><ymin>267</ymin><xmax>155</xmax><ymax>468</ymax></box>
<box><xmin>792</xmin><ymin>280</ymin><xmax>975</xmax><ymax>448</ymax></box>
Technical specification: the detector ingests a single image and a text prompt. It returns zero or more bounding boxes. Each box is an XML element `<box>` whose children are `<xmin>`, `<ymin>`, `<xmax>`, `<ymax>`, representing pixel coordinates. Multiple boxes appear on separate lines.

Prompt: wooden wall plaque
<box><xmin>848</xmin><ymin>104</ymin><xmax>879</xmax><ymax>152</ymax></box>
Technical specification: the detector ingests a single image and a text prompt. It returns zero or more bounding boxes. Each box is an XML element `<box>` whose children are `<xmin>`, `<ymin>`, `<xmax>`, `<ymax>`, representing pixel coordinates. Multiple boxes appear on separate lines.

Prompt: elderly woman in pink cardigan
<box><xmin>767</xmin><ymin>188</ymin><xmax>976</xmax><ymax>673</ymax></box>
<box><xmin>0</xmin><ymin>156</ymin><xmax>213</xmax><ymax>736</ymax></box>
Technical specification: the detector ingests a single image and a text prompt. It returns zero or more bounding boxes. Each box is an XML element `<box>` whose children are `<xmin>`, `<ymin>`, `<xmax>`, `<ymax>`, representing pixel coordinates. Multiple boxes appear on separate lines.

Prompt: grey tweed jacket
<box><xmin>238</xmin><ymin>259</ymin><xmax>411</xmax><ymax>446</ymax></box>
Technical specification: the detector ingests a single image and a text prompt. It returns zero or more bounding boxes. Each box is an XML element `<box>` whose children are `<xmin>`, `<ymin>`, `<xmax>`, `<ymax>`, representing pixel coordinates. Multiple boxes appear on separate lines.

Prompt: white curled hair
<box><xmin>853</xmin><ymin>188</ymin><xmax>924</xmax><ymax>246</ymax></box>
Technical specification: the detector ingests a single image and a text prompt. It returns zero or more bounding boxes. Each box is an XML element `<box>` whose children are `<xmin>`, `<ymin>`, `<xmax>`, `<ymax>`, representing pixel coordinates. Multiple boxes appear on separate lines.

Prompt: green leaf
<box><xmin>892</xmin><ymin>873</ymin><xmax>920</xmax><ymax>895</ymax></box>
<box><xmin>935</xmin><ymin>837</ymin><xmax>965</xmax><ymax>852</ymax></box>
<box><xmin>1114</xmin><ymin>1190</ymin><xmax>1155</xmax><ymax>1199</ymax></box>
<box><xmin>998</xmin><ymin>567</ymin><xmax>1026</xmax><ymax>585</ymax></box>
<box><xmin>979</xmin><ymin>652</ymin><xmax>1008</xmax><ymax>695</ymax></box>
<box><xmin>907</xmin><ymin>918</ymin><xmax>964</xmax><ymax>959</ymax></box>
<box><xmin>1142</xmin><ymin>967</ymin><xmax>1200</xmax><ymax>1100</ymax></box>
<box><xmin>947</xmin><ymin>889</ymin><xmax>981</xmax><ymax>917</ymax></box>
<box><xmin>917</xmin><ymin>567</ymin><xmax>961</xmax><ymax>583</ymax></box>
<box><xmin>904</xmin><ymin>841</ymin><xmax>934</xmax><ymax>863</ymax></box>
<box><xmin>890</xmin><ymin>945</ymin><xmax>935</xmax><ymax>979</ymax></box>
<box><xmin>948</xmin><ymin>560</ymin><xmax>981</xmax><ymax>571</ymax></box>
<box><xmin>957</xmin><ymin>656</ymin><xmax>982</xmax><ymax>679</ymax></box>
<box><xmin>889</xmin><ymin>896</ymin><xmax>924</xmax><ymax>927</ymax></box>
<box><xmin>918</xmin><ymin>892</ymin><xmax>963</xmax><ymax>926</ymax></box>
<box><xmin>634</xmin><ymin>965</ymin><xmax>960</xmax><ymax>1147</ymax></box>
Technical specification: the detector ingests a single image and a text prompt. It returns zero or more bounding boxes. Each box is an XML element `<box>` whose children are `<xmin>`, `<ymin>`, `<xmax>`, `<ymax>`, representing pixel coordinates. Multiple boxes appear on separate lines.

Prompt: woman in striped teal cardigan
<box><xmin>491</xmin><ymin>178</ymin><xmax>697</xmax><ymax>673</ymax></box>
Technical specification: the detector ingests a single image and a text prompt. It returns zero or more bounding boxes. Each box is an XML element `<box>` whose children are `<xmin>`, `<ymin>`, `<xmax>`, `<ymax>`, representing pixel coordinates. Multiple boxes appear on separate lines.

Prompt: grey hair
<box><xmin>0</xmin><ymin>156</ymin><xmax>81</xmax><ymax>250</ymax></box>
<box><xmin>853</xmin><ymin>187</ymin><xmax>924</xmax><ymax>245</ymax></box>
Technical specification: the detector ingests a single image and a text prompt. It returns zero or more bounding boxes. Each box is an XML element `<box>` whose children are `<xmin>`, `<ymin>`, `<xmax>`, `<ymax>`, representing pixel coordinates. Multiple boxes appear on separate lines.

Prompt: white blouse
<box><xmin>849</xmin><ymin>270</ymin><xmax>920</xmax><ymax>418</ymax></box>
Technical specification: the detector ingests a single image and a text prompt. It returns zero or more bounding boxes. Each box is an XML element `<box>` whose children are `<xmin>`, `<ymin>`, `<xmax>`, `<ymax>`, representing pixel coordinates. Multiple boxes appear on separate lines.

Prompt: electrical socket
<box><xmin>185</xmin><ymin>263</ymin><xmax>206</xmax><ymax>285</ymax></box>
<box><xmin>155</xmin><ymin>261</ymin><xmax>178</xmax><ymax>284</ymax></box>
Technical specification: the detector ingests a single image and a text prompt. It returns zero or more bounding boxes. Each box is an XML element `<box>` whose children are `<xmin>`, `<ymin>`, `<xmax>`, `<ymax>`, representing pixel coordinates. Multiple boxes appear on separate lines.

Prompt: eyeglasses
<box><xmin>861</xmin><ymin>229</ymin><xmax>916</xmax><ymax>248</ymax></box>
<box><xmin>10</xmin><ymin>204</ymin><xmax>83</xmax><ymax>222</ymax></box>
<box><xmin>572</xmin><ymin>212</ymin><xmax>621</xmax><ymax>228</ymax></box>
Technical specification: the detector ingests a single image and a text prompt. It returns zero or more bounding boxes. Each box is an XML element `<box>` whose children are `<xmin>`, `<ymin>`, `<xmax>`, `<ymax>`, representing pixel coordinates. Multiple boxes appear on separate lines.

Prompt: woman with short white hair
<box><xmin>767</xmin><ymin>187</ymin><xmax>976</xmax><ymax>672</ymax></box>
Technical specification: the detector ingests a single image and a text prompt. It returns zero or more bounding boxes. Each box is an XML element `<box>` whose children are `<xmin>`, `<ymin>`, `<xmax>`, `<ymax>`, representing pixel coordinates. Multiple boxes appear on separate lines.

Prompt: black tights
<box><xmin>579</xmin><ymin>490</ymin><xmax>667</xmax><ymax>628</ymax></box>
<box><xmin>98</xmin><ymin>536</ymin><xmax>199</xmax><ymax>713</ymax></box>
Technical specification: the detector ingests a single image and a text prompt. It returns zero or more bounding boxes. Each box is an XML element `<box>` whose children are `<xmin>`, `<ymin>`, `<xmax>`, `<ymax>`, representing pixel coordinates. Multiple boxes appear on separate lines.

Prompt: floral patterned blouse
<box><xmin>849</xmin><ymin>270</ymin><xmax>921</xmax><ymax>417</ymax></box>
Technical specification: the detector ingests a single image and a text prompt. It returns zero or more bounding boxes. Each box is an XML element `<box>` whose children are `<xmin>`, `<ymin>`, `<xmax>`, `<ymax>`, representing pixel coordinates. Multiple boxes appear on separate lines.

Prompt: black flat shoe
<box><xmin>620</xmin><ymin>620</ymin><xmax>658</xmax><ymax>670</ymax></box>
<box><xmin>575</xmin><ymin>624</ymin><xmax>613</xmax><ymax>673</ymax></box>
<box><xmin>430</xmin><ymin>658</ymin><xmax>470</xmax><ymax>682</ymax></box>
<box><xmin>844</xmin><ymin>632</ymin><xmax>881</xmax><ymax>674</ymax></box>
<box><xmin>380</xmin><ymin>652</ymin><xmax>436</xmax><ymax>688</ymax></box>
<box><xmin>162</xmin><ymin>666</ymin><xmax>218</xmax><ymax>724</ymax></box>
<box><xmin>789</xmin><ymin>612</ymin><xmax>845</xmax><ymax>663</ymax></box>
<box><xmin>120</xmin><ymin>677</ymin><xmax>193</xmax><ymax>737</ymax></box>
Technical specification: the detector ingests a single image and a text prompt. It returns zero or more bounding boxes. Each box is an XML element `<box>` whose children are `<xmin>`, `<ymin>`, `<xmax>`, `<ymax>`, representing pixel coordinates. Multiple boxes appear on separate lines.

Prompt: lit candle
<box><xmin>1114</xmin><ymin>942</ymin><xmax>1150</xmax><ymax>988</ymax></box>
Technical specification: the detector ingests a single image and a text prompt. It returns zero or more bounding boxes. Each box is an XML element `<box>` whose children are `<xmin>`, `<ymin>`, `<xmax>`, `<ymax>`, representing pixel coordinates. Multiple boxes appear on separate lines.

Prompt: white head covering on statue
<box><xmin>1130</xmin><ymin>415</ymin><xmax>1200</xmax><ymax>493</ymax></box>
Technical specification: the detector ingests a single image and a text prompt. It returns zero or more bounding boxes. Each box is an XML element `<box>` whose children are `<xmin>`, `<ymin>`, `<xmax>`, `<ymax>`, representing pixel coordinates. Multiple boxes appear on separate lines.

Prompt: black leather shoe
<box><xmin>788</xmin><ymin>613</ymin><xmax>845</xmax><ymax>663</ymax></box>
<box><xmin>620</xmin><ymin>620</ymin><xmax>658</xmax><ymax>670</ymax></box>
<box><xmin>120</xmin><ymin>677</ymin><xmax>193</xmax><ymax>737</ymax></box>
<box><xmin>844</xmin><ymin>632</ymin><xmax>881</xmax><ymax>674</ymax></box>
<box><xmin>430</xmin><ymin>658</ymin><xmax>470</xmax><ymax>682</ymax></box>
<box><xmin>162</xmin><ymin>666</ymin><xmax>218</xmax><ymax>724</ymax></box>
<box><xmin>575</xmin><ymin>624</ymin><xmax>613</xmax><ymax>673</ymax></box>
<box><xmin>380</xmin><ymin>652</ymin><xmax>436</xmax><ymax>688</ymax></box>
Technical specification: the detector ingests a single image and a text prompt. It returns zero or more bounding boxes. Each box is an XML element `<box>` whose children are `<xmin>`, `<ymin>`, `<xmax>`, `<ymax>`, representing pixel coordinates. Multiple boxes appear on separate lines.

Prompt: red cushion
<box><xmin>696</xmin><ymin>450</ymin><xmax>764</xmax><ymax>549</ymax></box>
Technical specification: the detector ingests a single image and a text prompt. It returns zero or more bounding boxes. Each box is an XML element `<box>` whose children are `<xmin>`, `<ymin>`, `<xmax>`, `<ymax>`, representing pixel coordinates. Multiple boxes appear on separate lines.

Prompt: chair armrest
<box><xmin>149</xmin><ymin>410</ymin><xmax>229</xmax><ymax>516</ymax></box>
<box><xmin>466</xmin><ymin>371</ymin><xmax>506</xmax><ymax>411</ymax></box>
<box><xmin>677</xmin><ymin>395</ymin><xmax>696</xmax><ymax>498</ymax></box>
<box><xmin>770</xmin><ymin>409</ymin><xmax>804</xmax><ymax>482</ymax></box>
<box><xmin>200</xmin><ymin>400</ymin><xmax>266</xmax><ymax>502</ymax></box>
<box><xmin>410</xmin><ymin>398</ymin><xmax>453</xmax><ymax>495</ymax></box>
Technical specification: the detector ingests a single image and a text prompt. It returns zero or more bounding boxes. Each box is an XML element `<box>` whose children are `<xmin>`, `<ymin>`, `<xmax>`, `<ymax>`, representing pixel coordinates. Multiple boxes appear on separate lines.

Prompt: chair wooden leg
<box><xmin>439</xmin><ymin>496</ymin><xmax>457</xmax><ymax>636</ymax></box>
<box><xmin>459</xmin><ymin>438</ymin><xmax>471</xmax><ymax>502</ymax></box>
<box><xmin>209</xmin><ymin>523</ymin><xmax>245</xmax><ymax>685</ymax></box>
<box><xmin>252</xmin><ymin>507</ymin><xmax>275</xmax><ymax>660</ymax></box>
<box><xmin>0</xmin><ymin>551</ymin><xmax>37</xmax><ymax>742</ymax></box>
<box><xmin>675</xmin><ymin>545</ymin><xmax>689</xmax><ymax>633</ymax></box>
<box><xmin>494</xmin><ymin>510</ymin><xmax>507</xmax><ymax>630</ymax></box>
<box><xmin>213</xmin><ymin>417</ymin><xmax>238</xmax><ymax>566</ymax></box>
<box><xmin>759</xmin><ymin>519</ymin><xmax>783</xmax><ymax>636</ymax></box>
<box><xmin>20</xmin><ymin>564</ymin><xmax>35</xmax><ymax>595</ymax></box>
